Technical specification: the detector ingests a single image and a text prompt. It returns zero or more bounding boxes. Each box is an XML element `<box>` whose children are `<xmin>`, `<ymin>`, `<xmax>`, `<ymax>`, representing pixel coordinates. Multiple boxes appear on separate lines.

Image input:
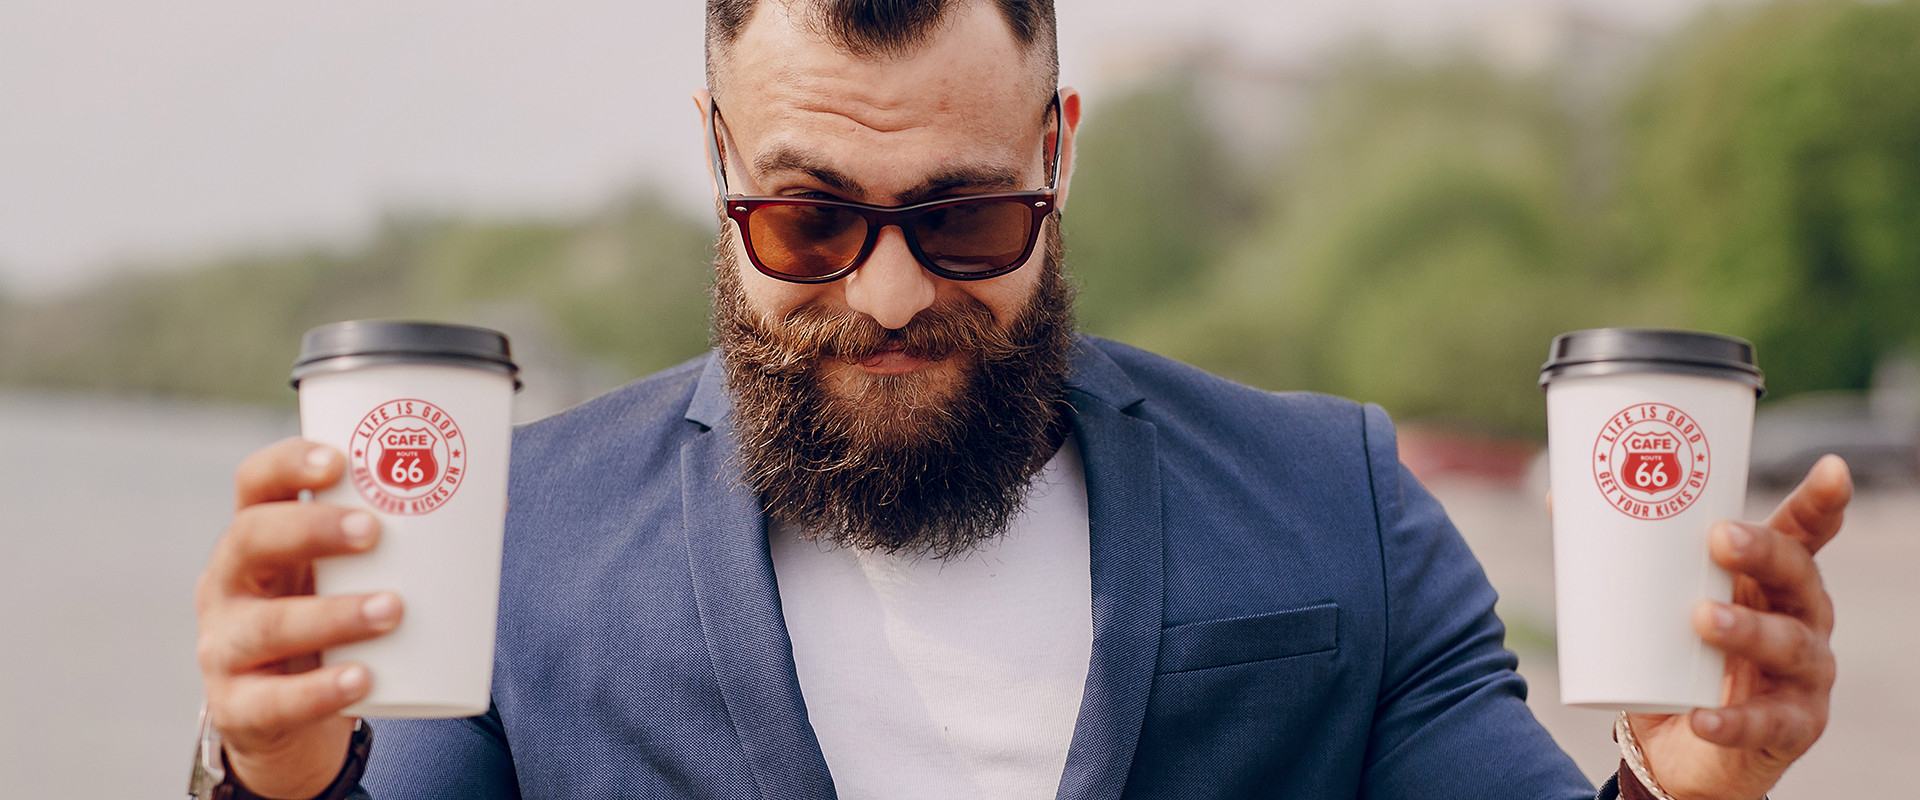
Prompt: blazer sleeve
<box><xmin>351</xmin><ymin>704</ymin><xmax>521</xmax><ymax>799</ymax></box>
<box><xmin>1356</xmin><ymin>403</ymin><xmax>1598</xmax><ymax>799</ymax></box>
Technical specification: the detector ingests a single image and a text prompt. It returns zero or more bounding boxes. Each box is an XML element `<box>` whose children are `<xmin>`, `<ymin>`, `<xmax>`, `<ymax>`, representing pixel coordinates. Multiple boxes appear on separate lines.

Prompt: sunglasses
<box><xmin>705</xmin><ymin>92</ymin><xmax>1063</xmax><ymax>284</ymax></box>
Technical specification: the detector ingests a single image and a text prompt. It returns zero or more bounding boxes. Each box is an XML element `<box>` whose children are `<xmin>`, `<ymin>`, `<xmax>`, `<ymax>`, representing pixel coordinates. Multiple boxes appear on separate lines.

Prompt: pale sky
<box><xmin>0</xmin><ymin>0</ymin><xmax>1726</xmax><ymax>296</ymax></box>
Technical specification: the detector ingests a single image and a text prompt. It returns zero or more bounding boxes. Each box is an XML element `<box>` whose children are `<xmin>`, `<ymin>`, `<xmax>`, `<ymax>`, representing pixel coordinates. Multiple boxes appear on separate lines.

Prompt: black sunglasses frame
<box><xmin>705</xmin><ymin>91</ymin><xmax>1064</xmax><ymax>284</ymax></box>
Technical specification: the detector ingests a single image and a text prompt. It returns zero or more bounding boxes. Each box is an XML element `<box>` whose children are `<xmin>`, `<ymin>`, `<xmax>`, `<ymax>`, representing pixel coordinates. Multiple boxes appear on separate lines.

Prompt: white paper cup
<box><xmin>1540</xmin><ymin>329</ymin><xmax>1763</xmax><ymax>712</ymax></box>
<box><xmin>293</xmin><ymin>320</ymin><xmax>519</xmax><ymax>718</ymax></box>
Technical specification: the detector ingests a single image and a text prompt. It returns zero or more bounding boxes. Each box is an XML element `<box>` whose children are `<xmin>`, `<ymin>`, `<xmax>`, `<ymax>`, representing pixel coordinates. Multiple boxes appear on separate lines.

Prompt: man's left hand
<box><xmin>1629</xmin><ymin>454</ymin><xmax>1850</xmax><ymax>800</ymax></box>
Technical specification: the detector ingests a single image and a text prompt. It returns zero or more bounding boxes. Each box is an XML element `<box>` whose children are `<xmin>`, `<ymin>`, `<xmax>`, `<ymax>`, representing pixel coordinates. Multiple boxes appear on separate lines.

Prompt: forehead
<box><xmin>716</xmin><ymin>1</ymin><xmax>1045</xmax><ymax>197</ymax></box>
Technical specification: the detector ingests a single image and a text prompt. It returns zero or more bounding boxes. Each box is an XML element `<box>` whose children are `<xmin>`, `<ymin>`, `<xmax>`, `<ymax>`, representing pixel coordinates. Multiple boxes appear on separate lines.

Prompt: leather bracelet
<box><xmin>1615</xmin><ymin>759</ymin><xmax>1660</xmax><ymax>800</ymax></box>
<box><xmin>1614</xmin><ymin>712</ymin><xmax>1675</xmax><ymax>800</ymax></box>
<box><xmin>1613</xmin><ymin>712</ymin><xmax>1770</xmax><ymax>800</ymax></box>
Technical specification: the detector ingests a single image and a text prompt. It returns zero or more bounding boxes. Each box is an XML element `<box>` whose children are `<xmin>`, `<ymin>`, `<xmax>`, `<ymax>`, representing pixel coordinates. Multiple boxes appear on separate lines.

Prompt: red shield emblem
<box><xmin>376</xmin><ymin>427</ymin><xmax>440</xmax><ymax>490</ymax></box>
<box><xmin>1621</xmin><ymin>451</ymin><xmax>1682</xmax><ymax>494</ymax></box>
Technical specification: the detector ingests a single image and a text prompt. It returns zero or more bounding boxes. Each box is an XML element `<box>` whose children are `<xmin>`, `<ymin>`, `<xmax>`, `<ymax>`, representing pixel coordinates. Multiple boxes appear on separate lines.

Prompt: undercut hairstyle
<box><xmin>705</xmin><ymin>0</ymin><xmax>1057</xmax><ymax>93</ymax></box>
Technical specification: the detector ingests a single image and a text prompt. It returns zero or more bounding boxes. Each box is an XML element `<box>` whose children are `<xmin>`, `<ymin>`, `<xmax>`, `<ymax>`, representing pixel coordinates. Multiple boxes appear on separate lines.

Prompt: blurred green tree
<box><xmin>1622</xmin><ymin>0</ymin><xmax>1920</xmax><ymax>397</ymax></box>
<box><xmin>1126</xmin><ymin>53</ymin><xmax>1620</xmax><ymax>436</ymax></box>
<box><xmin>542</xmin><ymin>191</ymin><xmax>719</xmax><ymax>375</ymax></box>
<box><xmin>0</xmin><ymin>191</ymin><xmax>714</xmax><ymax>405</ymax></box>
<box><xmin>1065</xmin><ymin>67</ymin><xmax>1252</xmax><ymax>335</ymax></box>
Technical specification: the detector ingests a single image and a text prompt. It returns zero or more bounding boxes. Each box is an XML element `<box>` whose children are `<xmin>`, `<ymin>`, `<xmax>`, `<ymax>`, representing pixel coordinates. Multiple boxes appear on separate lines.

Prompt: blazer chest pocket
<box><xmin>1156</xmin><ymin>603</ymin><xmax>1339</xmax><ymax>674</ymax></box>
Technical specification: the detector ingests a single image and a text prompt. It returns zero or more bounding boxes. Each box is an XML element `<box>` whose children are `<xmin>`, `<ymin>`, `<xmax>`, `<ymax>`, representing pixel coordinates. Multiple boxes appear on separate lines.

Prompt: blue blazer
<box><xmin>360</xmin><ymin>336</ymin><xmax>1616</xmax><ymax>799</ymax></box>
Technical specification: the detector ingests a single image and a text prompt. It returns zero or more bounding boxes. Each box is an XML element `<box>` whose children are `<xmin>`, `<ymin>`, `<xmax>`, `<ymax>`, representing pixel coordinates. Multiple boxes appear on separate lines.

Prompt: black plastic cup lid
<box><xmin>291</xmin><ymin>320</ymin><xmax>520</xmax><ymax>389</ymax></box>
<box><xmin>1539</xmin><ymin>328</ymin><xmax>1763</xmax><ymax>396</ymax></box>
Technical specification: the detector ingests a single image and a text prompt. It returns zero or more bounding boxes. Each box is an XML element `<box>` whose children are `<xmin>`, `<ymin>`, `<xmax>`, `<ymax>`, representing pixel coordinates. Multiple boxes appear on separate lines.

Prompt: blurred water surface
<box><xmin>0</xmin><ymin>390</ymin><xmax>294</xmax><ymax>797</ymax></box>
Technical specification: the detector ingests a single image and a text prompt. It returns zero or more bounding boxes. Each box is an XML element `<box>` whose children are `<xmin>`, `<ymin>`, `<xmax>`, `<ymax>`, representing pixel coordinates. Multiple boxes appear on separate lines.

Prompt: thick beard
<box><xmin>714</xmin><ymin>225</ymin><xmax>1074</xmax><ymax>559</ymax></box>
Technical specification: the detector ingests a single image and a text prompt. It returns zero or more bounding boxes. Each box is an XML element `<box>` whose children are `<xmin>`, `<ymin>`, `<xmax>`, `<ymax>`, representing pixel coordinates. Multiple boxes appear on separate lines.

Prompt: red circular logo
<box><xmin>348</xmin><ymin>399</ymin><xmax>467</xmax><ymax>515</ymax></box>
<box><xmin>1592</xmin><ymin>402</ymin><xmax>1711</xmax><ymax>520</ymax></box>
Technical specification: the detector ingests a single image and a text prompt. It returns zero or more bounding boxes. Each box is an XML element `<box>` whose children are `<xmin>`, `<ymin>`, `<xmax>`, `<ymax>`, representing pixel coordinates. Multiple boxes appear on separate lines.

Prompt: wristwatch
<box><xmin>187</xmin><ymin>703</ymin><xmax>374</xmax><ymax>800</ymax></box>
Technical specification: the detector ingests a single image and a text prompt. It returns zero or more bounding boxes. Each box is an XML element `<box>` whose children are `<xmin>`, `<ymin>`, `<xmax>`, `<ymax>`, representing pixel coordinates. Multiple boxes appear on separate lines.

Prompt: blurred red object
<box><xmin>1396</xmin><ymin>425</ymin><xmax>1539</xmax><ymax>486</ymax></box>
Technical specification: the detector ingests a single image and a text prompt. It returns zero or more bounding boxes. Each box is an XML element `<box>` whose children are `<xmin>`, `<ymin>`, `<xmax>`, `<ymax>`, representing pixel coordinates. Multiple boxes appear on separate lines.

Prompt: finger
<box><xmin>1711</xmin><ymin>521</ymin><xmax>1833</xmax><ymax>632</ymax></box>
<box><xmin>1763</xmin><ymin>454</ymin><xmax>1851</xmax><ymax>555</ymax></box>
<box><xmin>236</xmin><ymin>438</ymin><xmax>344</xmax><ymax>510</ymax></box>
<box><xmin>1695</xmin><ymin>601</ymin><xmax>1836</xmax><ymax>686</ymax></box>
<box><xmin>213</xmin><ymin>507</ymin><xmax>379</xmax><ymax>596</ymax></box>
<box><xmin>202</xmin><ymin>592</ymin><xmax>403</xmax><ymax>674</ymax></box>
<box><xmin>1689</xmin><ymin>696</ymin><xmax>1825</xmax><ymax>755</ymax></box>
<box><xmin>214</xmin><ymin>662</ymin><xmax>372</xmax><ymax>739</ymax></box>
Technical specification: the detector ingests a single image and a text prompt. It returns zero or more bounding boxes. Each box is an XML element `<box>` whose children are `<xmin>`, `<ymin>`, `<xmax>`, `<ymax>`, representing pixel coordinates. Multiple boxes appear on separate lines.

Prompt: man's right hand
<box><xmin>195</xmin><ymin>437</ymin><xmax>404</xmax><ymax>799</ymax></box>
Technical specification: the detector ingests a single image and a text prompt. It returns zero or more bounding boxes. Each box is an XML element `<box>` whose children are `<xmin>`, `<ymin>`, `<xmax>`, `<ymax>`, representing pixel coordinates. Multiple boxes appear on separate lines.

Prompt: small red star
<box><xmin>1598</xmin><ymin>454</ymin><xmax>1608</xmax><ymax>461</ymax></box>
<box><xmin>354</xmin><ymin>450</ymin><xmax>363</xmax><ymax>457</ymax></box>
<box><xmin>451</xmin><ymin>450</ymin><xmax>462</xmax><ymax>458</ymax></box>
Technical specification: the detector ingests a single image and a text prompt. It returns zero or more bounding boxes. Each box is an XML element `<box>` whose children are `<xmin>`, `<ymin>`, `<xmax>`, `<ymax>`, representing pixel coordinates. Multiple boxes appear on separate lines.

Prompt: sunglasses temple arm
<box><xmin>706</xmin><ymin>95</ymin><xmax>730</xmax><ymax>197</ymax></box>
<box><xmin>1047</xmin><ymin>91</ymin><xmax>1064</xmax><ymax>190</ymax></box>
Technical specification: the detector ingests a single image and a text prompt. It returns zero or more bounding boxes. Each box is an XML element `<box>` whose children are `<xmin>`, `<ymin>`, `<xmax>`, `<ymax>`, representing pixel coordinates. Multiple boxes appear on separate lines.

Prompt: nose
<box><xmin>841</xmin><ymin>225</ymin><xmax>937</xmax><ymax>330</ymax></box>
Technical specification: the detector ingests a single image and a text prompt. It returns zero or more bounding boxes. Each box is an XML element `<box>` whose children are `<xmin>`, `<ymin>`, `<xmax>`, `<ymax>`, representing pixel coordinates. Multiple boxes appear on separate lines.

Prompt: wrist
<box><xmin>1615</xmin><ymin>713</ymin><xmax>1676</xmax><ymax>800</ymax></box>
<box><xmin>225</xmin><ymin>732</ymin><xmax>354</xmax><ymax>800</ymax></box>
<box><xmin>189</xmin><ymin>706</ymin><xmax>373</xmax><ymax>800</ymax></box>
<box><xmin>1614</xmin><ymin>713</ymin><xmax>1770</xmax><ymax>800</ymax></box>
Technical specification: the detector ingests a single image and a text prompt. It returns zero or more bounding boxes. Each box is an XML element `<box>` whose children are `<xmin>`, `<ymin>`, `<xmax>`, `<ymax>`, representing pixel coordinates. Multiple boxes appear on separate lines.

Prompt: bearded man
<box><xmin>190</xmin><ymin>1</ymin><xmax>1850</xmax><ymax>799</ymax></box>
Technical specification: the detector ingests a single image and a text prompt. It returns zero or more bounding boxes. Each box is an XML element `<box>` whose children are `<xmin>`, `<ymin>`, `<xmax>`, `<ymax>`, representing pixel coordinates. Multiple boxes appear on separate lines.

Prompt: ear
<box><xmin>1053</xmin><ymin>87</ymin><xmax>1084</xmax><ymax>212</ymax></box>
<box><xmin>692</xmin><ymin>88</ymin><xmax>721</xmax><ymax>202</ymax></box>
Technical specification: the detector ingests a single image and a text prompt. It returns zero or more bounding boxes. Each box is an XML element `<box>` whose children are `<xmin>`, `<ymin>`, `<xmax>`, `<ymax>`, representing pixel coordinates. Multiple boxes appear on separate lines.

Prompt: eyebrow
<box><xmin>751</xmin><ymin>146</ymin><xmax>1028</xmax><ymax>205</ymax></box>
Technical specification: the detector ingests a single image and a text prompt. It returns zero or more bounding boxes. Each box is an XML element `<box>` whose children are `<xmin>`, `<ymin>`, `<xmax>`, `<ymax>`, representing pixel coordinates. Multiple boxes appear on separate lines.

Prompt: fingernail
<box><xmin>363</xmin><ymin>593</ymin><xmax>400</xmax><ymax>629</ymax></box>
<box><xmin>1726</xmin><ymin>523</ymin><xmax>1754</xmax><ymax>554</ymax></box>
<box><xmin>1695</xmin><ymin>710</ymin><xmax>1723</xmax><ymax>735</ymax></box>
<box><xmin>337</xmin><ymin>664</ymin><xmax>369</xmax><ymax>695</ymax></box>
<box><xmin>341</xmin><ymin>512</ymin><xmax>376</xmax><ymax>547</ymax></box>
<box><xmin>306</xmin><ymin>447</ymin><xmax>335</xmax><ymax>475</ymax></box>
<box><xmin>1712</xmin><ymin>604</ymin><xmax>1736</xmax><ymax>632</ymax></box>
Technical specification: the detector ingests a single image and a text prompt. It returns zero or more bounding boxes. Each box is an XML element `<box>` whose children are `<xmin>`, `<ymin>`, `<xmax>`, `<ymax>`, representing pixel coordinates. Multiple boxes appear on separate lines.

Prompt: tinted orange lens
<box><xmin>747</xmin><ymin>204</ymin><xmax>868</xmax><ymax>277</ymax></box>
<box><xmin>912</xmin><ymin>200</ymin><xmax>1033</xmax><ymax>273</ymax></box>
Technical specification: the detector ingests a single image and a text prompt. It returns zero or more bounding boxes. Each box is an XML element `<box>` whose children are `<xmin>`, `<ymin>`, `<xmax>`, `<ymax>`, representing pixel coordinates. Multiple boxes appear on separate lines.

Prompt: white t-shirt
<box><xmin>768</xmin><ymin>440</ymin><xmax>1094</xmax><ymax>800</ymax></box>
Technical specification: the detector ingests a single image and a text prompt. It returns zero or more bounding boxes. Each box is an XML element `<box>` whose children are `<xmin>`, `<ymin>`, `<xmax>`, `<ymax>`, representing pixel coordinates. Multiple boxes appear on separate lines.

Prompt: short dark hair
<box><xmin>706</xmin><ymin>0</ymin><xmax>1057</xmax><ymax>93</ymax></box>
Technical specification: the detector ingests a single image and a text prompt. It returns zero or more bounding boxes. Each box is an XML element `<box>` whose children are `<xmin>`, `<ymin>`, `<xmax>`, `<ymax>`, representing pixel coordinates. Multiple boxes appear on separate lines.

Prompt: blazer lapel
<box><xmin>680</xmin><ymin>356</ymin><xmax>837</xmax><ymax>799</ymax></box>
<box><xmin>676</xmin><ymin>343</ymin><xmax>1166</xmax><ymax>800</ymax></box>
<box><xmin>1055</xmin><ymin>340</ymin><xmax>1165</xmax><ymax>800</ymax></box>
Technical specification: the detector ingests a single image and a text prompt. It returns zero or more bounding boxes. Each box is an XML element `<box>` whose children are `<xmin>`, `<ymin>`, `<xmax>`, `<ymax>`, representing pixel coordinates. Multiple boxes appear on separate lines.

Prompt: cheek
<box><xmin>959</xmin><ymin>265</ymin><xmax>1042</xmax><ymax>326</ymax></box>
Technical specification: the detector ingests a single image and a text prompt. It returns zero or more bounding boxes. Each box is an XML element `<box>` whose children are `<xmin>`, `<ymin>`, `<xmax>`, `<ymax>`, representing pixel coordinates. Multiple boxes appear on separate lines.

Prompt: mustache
<box><xmin>713</xmin><ymin>222</ymin><xmax>1076</xmax><ymax>558</ymax></box>
<box><xmin>725</xmin><ymin>298</ymin><xmax>1033</xmax><ymax>376</ymax></box>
